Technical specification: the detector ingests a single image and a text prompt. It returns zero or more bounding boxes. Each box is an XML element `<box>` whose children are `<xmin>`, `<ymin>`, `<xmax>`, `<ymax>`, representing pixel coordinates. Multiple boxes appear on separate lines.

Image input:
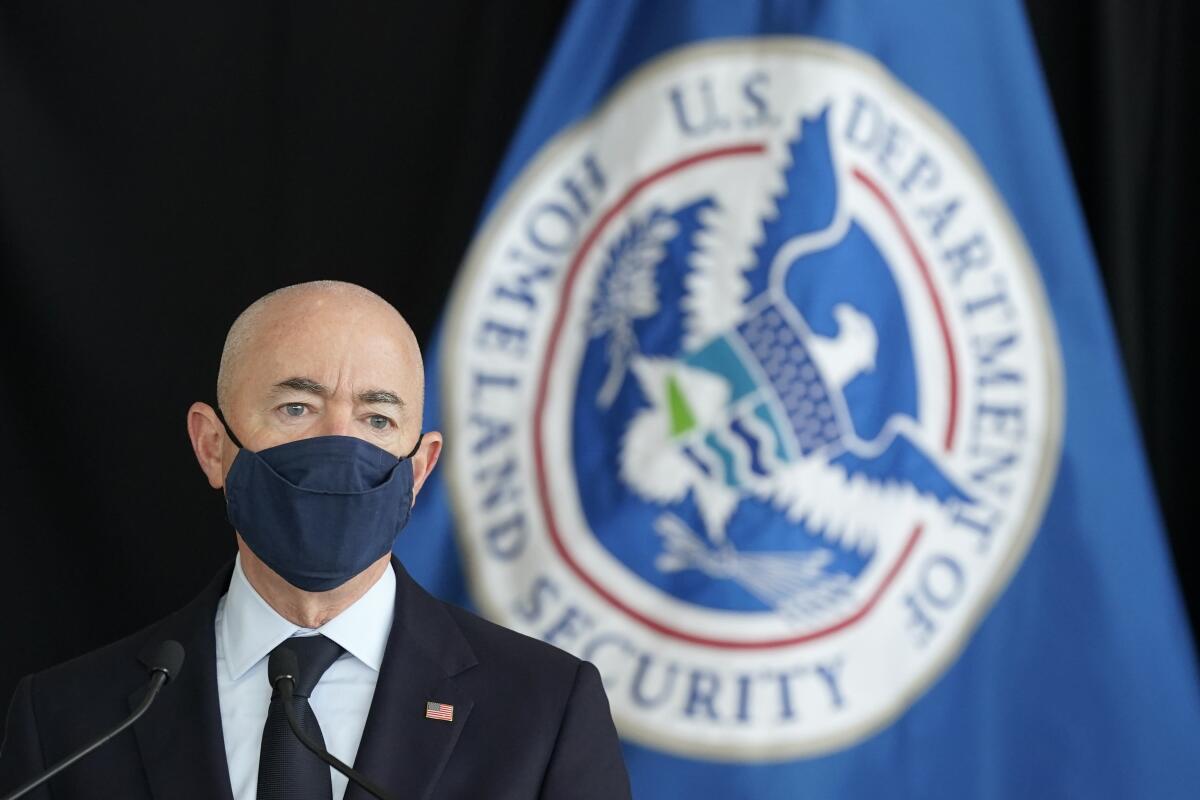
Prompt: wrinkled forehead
<box><xmin>231</xmin><ymin>300</ymin><xmax>423</xmax><ymax>402</ymax></box>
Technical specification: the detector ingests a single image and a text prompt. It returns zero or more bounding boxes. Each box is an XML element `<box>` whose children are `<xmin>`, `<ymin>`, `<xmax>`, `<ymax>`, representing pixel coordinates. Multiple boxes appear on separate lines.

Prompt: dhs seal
<box><xmin>443</xmin><ymin>39</ymin><xmax>1063</xmax><ymax>759</ymax></box>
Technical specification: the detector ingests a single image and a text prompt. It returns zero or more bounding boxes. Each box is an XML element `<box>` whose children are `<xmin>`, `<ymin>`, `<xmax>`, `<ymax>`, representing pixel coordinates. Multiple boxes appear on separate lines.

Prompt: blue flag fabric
<box><xmin>397</xmin><ymin>1</ymin><xmax>1200</xmax><ymax>797</ymax></box>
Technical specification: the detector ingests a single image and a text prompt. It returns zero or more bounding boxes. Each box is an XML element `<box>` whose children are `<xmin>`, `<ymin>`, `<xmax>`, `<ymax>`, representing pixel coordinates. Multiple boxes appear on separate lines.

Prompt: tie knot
<box><xmin>274</xmin><ymin>635</ymin><xmax>345</xmax><ymax>698</ymax></box>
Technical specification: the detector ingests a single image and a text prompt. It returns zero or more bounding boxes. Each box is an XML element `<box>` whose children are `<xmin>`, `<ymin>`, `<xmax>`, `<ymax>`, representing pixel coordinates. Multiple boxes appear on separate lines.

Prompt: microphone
<box><xmin>267</xmin><ymin>647</ymin><xmax>396</xmax><ymax>800</ymax></box>
<box><xmin>1</xmin><ymin>640</ymin><xmax>185</xmax><ymax>800</ymax></box>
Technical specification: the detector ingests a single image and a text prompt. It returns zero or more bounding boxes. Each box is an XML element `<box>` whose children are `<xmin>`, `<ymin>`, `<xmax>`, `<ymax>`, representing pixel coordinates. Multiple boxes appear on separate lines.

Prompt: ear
<box><xmin>187</xmin><ymin>402</ymin><xmax>233</xmax><ymax>489</ymax></box>
<box><xmin>410</xmin><ymin>430</ymin><xmax>443</xmax><ymax>501</ymax></box>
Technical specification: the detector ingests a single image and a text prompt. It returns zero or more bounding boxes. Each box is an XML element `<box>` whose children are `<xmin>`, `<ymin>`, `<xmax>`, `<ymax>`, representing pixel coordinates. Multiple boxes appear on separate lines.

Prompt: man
<box><xmin>0</xmin><ymin>281</ymin><xmax>631</xmax><ymax>799</ymax></box>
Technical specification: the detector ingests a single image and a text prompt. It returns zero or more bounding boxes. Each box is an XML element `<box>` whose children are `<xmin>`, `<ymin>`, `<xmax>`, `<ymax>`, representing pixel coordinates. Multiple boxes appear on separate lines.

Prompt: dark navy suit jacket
<box><xmin>0</xmin><ymin>558</ymin><xmax>631</xmax><ymax>799</ymax></box>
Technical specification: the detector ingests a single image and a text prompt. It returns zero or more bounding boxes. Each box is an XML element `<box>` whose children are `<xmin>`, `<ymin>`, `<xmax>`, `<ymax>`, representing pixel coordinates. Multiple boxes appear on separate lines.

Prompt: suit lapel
<box><xmin>347</xmin><ymin>558</ymin><xmax>477</xmax><ymax>800</ymax></box>
<box><xmin>130</xmin><ymin>564</ymin><xmax>235</xmax><ymax>800</ymax></box>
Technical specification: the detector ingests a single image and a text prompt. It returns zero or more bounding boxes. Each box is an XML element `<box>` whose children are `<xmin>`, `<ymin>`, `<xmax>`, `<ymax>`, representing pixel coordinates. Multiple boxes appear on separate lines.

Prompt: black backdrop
<box><xmin>1</xmin><ymin>1</ymin><xmax>1195</xmax><ymax>712</ymax></box>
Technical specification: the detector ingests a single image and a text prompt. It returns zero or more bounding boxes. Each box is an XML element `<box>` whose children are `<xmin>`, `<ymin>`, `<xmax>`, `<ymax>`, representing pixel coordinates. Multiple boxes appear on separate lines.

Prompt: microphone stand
<box><xmin>274</xmin><ymin>675</ymin><xmax>397</xmax><ymax>800</ymax></box>
<box><xmin>1</xmin><ymin>667</ymin><xmax>172</xmax><ymax>800</ymax></box>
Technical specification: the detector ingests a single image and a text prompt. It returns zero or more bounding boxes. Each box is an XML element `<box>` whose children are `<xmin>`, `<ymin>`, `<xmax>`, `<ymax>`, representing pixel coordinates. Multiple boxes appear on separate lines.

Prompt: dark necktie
<box><xmin>257</xmin><ymin>635</ymin><xmax>346</xmax><ymax>800</ymax></box>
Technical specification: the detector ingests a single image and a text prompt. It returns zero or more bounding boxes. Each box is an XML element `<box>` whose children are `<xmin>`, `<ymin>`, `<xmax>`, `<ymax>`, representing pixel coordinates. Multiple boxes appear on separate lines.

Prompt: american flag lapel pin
<box><xmin>425</xmin><ymin>701</ymin><xmax>454</xmax><ymax>722</ymax></box>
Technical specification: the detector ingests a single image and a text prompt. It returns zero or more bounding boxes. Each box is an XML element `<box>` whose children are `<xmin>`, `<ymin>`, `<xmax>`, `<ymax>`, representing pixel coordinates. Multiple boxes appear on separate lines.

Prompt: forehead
<box><xmin>235</xmin><ymin>302</ymin><xmax>419</xmax><ymax>395</ymax></box>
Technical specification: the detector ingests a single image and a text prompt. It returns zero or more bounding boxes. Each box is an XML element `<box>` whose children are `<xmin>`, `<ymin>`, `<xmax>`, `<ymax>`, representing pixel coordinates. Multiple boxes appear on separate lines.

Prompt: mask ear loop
<box><xmin>402</xmin><ymin>432</ymin><xmax>425</xmax><ymax>461</ymax></box>
<box><xmin>213</xmin><ymin>406</ymin><xmax>246</xmax><ymax>450</ymax></box>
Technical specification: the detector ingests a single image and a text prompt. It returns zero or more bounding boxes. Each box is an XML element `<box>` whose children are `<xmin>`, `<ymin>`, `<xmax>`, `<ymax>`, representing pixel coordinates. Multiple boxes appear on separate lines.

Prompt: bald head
<box><xmin>214</xmin><ymin>280</ymin><xmax>425</xmax><ymax>452</ymax></box>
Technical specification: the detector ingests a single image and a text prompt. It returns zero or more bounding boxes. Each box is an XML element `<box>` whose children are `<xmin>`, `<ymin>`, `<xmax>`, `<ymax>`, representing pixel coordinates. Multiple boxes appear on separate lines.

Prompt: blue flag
<box><xmin>398</xmin><ymin>1</ymin><xmax>1200</xmax><ymax>797</ymax></box>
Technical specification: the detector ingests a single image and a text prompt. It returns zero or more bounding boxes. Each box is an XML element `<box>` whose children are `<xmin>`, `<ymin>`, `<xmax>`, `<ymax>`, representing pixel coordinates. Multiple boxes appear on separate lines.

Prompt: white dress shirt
<box><xmin>214</xmin><ymin>555</ymin><xmax>395</xmax><ymax>800</ymax></box>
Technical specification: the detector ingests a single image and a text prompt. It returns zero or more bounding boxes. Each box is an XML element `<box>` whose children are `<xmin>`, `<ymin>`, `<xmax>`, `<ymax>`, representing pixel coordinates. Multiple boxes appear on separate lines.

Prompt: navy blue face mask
<box><xmin>218</xmin><ymin>411</ymin><xmax>423</xmax><ymax>592</ymax></box>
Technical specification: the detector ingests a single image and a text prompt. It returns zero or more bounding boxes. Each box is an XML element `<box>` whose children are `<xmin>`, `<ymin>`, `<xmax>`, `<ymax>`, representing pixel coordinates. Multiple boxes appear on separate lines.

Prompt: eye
<box><xmin>281</xmin><ymin>403</ymin><xmax>307</xmax><ymax>418</ymax></box>
<box><xmin>367</xmin><ymin>414</ymin><xmax>391</xmax><ymax>430</ymax></box>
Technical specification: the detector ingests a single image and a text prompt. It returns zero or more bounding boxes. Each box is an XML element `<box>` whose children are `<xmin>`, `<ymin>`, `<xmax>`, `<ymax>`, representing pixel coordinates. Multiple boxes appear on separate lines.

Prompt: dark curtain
<box><xmin>0</xmin><ymin>0</ymin><xmax>1193</xmax><ymax>712</ymax></box>
<box><xmin>1024</xmin><ymin>0</ymin><xmax>1196</xmax><ymax>620</ymax></box>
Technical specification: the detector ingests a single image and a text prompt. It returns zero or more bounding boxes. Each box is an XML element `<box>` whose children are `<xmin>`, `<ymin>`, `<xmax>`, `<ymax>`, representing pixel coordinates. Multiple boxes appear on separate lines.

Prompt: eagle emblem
<box><xmin>583</xmin><ymin>108</ymin><xmax>972</xmax><ymax>624</ymax></box>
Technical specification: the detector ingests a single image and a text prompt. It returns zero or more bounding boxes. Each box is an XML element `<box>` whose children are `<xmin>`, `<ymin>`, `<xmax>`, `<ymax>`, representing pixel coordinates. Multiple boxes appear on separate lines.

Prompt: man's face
<box><xmin>222</xmin><ymin>299</ymin><xmax>422</xmax><ymax>459</ymax></box>
<box><xmin>189</xmin><ymin>290</ymin><xmax>439</xmax><ymax>496</ymax></box>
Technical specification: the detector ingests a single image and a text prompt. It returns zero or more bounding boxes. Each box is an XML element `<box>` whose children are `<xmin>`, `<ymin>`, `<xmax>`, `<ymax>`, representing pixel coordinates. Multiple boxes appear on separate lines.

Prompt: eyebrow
<box><xmin>359</xmin><ymin>389</ymin><xmax>404</xmax><ymax>407</ymax></box>
<box><xmin>272</xmin><ymin>376</ymin><xmax>328</xmax><ymax>396</ymax></box>
<box><xmin>271</xmin><ymin>377</ymin><xmax>404</xmax><ymax>407</ymax></box>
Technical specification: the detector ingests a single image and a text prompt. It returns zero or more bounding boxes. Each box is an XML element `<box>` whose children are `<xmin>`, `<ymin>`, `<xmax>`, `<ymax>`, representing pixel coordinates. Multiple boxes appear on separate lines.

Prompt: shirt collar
<box><xmin>220</xmin><ymin>554</ymin><xmax>396</xmax><ymax>681</ymax></box>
